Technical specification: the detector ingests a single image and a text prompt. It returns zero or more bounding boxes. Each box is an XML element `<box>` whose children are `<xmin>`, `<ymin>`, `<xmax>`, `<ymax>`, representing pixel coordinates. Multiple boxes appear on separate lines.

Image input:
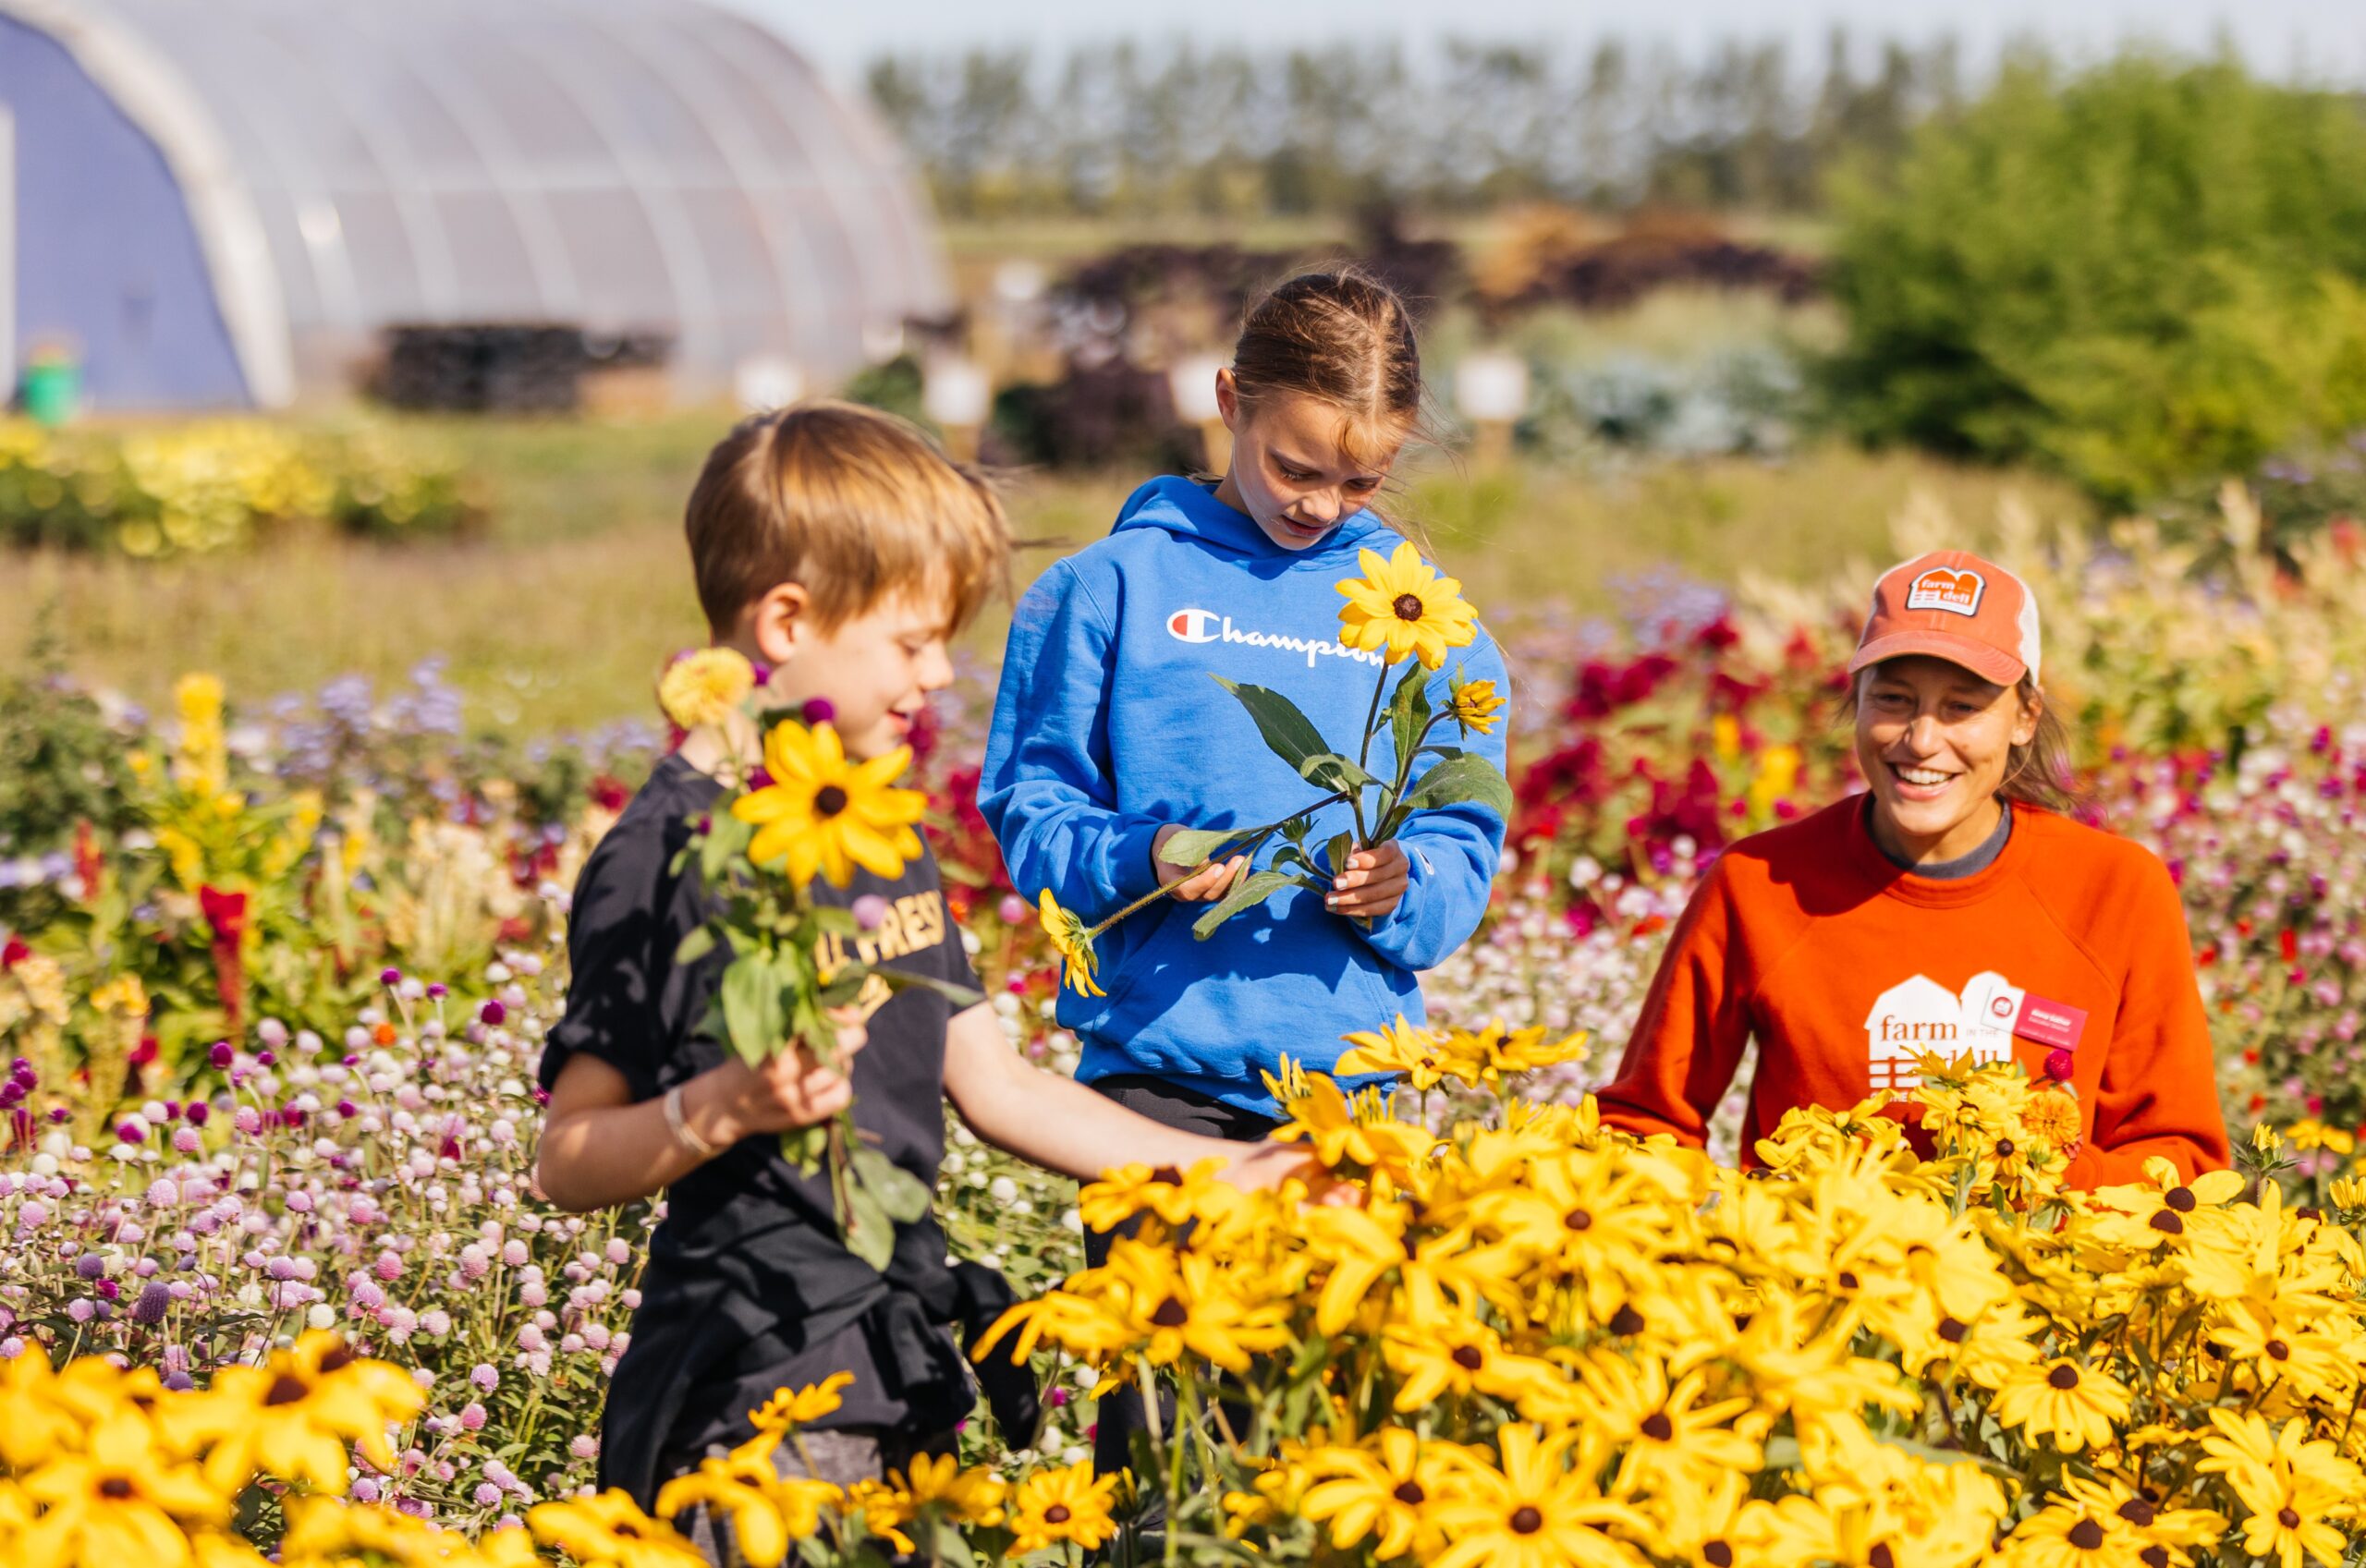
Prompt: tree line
<box><xmin>863</xmin><ymin>33</ymin><xmax>1966</xmax><ymax>218</ymax></box>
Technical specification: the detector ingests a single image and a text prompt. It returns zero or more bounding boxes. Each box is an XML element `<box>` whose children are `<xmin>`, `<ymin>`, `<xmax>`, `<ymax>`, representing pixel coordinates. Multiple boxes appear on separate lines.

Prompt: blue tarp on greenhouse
<box><xmin>0</xmin><ymin>14</ymin><xmax>250</xmax><ymax>407</ymax></box>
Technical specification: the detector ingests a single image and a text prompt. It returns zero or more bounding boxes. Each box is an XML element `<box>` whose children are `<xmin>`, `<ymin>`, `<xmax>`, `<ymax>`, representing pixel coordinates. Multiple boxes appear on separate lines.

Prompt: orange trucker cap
<box><xmin>1848</xmin><ymin>551</ymin><xmax>2041</xmax><ymax>687</ymax></box>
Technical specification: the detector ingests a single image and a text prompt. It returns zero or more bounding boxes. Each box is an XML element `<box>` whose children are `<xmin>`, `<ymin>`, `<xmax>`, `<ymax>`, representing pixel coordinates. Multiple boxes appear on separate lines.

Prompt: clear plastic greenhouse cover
<box><xmin>20</xmin><ymin>0</ymin><xmax>949</xmax><ymax>401</ymax></box>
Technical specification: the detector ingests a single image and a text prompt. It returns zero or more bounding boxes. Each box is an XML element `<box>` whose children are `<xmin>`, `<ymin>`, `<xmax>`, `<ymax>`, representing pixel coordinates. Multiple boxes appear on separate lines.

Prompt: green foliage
<box><xmin>841</xmin><ymin>354</ymin><xmax>931</xmax><ymax>432</ymax></box>
<box><xmin>1823</xmin><ymin>55</ymin><xmax>2366</xmax><ymax>505</ymax></box>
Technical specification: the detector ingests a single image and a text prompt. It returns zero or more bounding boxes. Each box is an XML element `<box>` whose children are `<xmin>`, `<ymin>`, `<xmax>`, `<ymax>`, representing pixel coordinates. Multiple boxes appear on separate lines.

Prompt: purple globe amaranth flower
<box><xmin>255</xmin><ymin>1051</ymin><xmax>276</xmax><ymax>1067</ymax></box>
<box><xmin>207</xmin><ymin>1040</ymin><xmax>235</xmax><ymax>1069</ymax></box>
<box><xmin>479</xmin><ymin>999</ymin><xmax>507</xmax><ymax>1027</ymax></box>
<box><xmin>427</xmin><ymin>982</ymin><xmax>447</xmax><ymax>1000</ymax></box>
<box><xmin>75</xmin><ymin>1254</ymin><xmax>107</xmax><ymax>1281</ymax></box>
<box><xmin>184</xmin><ymin>1101</ymin><xmax>209</xmax><ymax>1126</ymax></box>
<box><xmin>800</xmin><ymin>696</ymin><xmax>835</xmax><ymax>725</ymax></box>
<box><xmin>380</xmin><ymin>966</ymin><xmax>402</xmax><ymax>986</ymax></box>
<box><xmin>132</xmin><ymin>1281</ymin><xmax>171</xmax><ymax>1325</ymax></box>
<box><xmin>115</xmin><ymin>1120</ymin><xmax>145</xmax><ymax>1145</ymax></box>
<box><xmin>852</xmin><ymin>894</ymin><xmax>890</xmax><ymax>930</ymax></box>
<box><xmin>746</xmin><ymin>767</ymin><xmax>774</xmax><ymax>792</ymax></box>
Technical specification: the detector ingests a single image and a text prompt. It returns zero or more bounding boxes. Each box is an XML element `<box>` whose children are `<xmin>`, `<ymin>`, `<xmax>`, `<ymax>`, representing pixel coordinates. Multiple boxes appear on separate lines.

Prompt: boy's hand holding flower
<box><xmin>693</xmin><ymin>1007</ymin><xmax>871</xmax><ymax>1142</ymax></box>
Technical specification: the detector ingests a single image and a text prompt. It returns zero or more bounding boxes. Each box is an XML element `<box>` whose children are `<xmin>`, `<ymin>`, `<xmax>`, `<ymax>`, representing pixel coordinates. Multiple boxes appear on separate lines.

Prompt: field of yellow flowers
<box><xmin>8</xmin><ymin>488</ymin><xmax>2366</xmax><ymax>1563</ymax></box>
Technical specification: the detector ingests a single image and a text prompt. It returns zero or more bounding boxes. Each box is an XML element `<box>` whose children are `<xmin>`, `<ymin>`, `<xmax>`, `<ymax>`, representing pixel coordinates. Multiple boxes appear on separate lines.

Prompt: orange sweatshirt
<box><xmin>1595</xmin><ymin>797</ymin><xmax>2231</xmax><ymax>1188</ymax></box>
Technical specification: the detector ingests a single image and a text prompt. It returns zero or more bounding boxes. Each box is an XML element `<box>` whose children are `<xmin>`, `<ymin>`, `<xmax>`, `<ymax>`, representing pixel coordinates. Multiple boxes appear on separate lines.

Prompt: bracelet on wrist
<box><xmin>662</xmin><ymin>1084</ymin><xmax>721</xmax><ymax>1161</ymax></box>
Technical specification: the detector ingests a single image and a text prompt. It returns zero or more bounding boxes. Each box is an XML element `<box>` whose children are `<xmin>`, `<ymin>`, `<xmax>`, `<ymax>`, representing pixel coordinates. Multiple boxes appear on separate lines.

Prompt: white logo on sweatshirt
<box><xmin>1165</xmin><ymin>606</ymin><xmax>1384</xmax><ymax>670</ymax></box>
<box><xmin>1863</xmin><ymin>970</ymin><xmax>2018</xmax><ymax>1096</ymax></box>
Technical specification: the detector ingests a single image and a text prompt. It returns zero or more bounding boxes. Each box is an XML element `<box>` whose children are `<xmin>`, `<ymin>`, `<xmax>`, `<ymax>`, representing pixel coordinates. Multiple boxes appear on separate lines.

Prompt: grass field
<box><xmin>1</xmin><ymin>409</ymin><xmax>2087</xmax><ymax>734</ymax></box>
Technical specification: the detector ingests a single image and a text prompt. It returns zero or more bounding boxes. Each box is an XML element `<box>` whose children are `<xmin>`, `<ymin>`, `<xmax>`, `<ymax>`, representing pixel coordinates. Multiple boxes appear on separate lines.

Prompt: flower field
<box><xmin>8</xmin><ymin>492</ymin><xmax>2366</xmax><ymax>1563</ymax></box>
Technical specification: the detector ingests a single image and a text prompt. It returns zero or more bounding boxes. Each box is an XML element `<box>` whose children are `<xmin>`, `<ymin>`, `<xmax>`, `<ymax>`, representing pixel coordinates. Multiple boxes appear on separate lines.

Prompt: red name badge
<box><xmin>2013</xmin><ymin>993</ymin><xmax>2087</xmax><ymax>1052</ymax></box>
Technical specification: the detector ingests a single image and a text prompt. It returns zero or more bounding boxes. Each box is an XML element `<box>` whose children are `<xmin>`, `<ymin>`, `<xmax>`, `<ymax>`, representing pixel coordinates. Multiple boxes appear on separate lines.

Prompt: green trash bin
<box><xmin>21</xmin><ymin>350</ymin><xmax>80</xmax><ymax>427</ymax></box>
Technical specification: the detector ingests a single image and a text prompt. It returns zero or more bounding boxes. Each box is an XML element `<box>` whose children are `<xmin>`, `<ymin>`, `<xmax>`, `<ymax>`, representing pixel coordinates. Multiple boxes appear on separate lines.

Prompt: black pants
<box><xmin>1081</xmin><ymin>1076</ymin><xmax>1276</xmax><ymax>1515</ymax></box>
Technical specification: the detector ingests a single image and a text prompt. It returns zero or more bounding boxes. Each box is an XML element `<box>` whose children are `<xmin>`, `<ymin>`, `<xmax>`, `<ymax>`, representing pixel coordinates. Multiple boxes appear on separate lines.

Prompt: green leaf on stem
<box><xmin>720</xmin><ymin>953</ymin><xmax>787</xmax><ymax>1067</ymax></box>
<box><xmin>1386</xmin><ymin>662</ymin><xmax>1433</xmax><ymax>773</ymax></box>
<box><xmin>1299</xmin><ymin>751</ymin><xmax>1379</xmax><ymax>795</ymax></box>
<box><xmin>841</xmin><ymin>1178</ymin><xmax>897</xmax><ymax>1272</ymax></box>
<box><xmin>698</xmin><ymin>810</ymin><xmax>754</xmax><ymax>886</ymax></box>
<box><xmin>851</xmin><ymin>1147</ymin><xmax>933</xmax><ymax>1223</ymax></box>
<box><xmin>1157</xmin><ymin>825</ymin><xmax>1248</xmax><ymax>868</ymax></box>
<box><xmin>673</xmin><ymin>925</ymin><xmax>717</xmax><ymax>966</ymax></box>
<box><xmin>777</xmin><ymin>1124</ymin><xmax>828</xmax><ymax>1177</ymax></box>
<box><xmin>875</xmin><ymin>970</ymin><xmax>986</xmax><ymax>1011</ymax></box>
<box><xmin>1212</xmin><ymin>675</ymin><xmax>1331</xmax><ymax>773</ymax></box>
<box><xmin>1395</xmin><ymin>752</ymin><xmax>1514</xmax><ymax>821</ymax></box>
<box><xmin>1191</xmin><ymin>869</ymin><xmax>1298</xmax><ymax>939</ymax></box>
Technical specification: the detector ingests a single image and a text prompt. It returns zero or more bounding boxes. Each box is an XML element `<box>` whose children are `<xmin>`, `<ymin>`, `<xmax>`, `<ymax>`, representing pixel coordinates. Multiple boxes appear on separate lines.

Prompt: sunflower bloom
<box><xmin>731</xmin><ymin>720</ymin><xmax>926</xmax><ymax>889</ymax></box>
<box><xmin>18</xmin><ymin>1411</ymin><xmax>227</xmax><ymax>1568</ymax></box>
<box><xmin>162</xmin><ymin>1331</ymin><xmax>426</xmax><ymax>1493</ymax></box>
<box><xmin>749</xmin><ymin>1371</ymin><xmax>854</xmax><ymax>1434</ymax></box>
<box><xmin>1990</xmin><ymin>1358</ymin><xmax>2132</xmax><ymax>1453</ymax></box>
<box><xmin>1429</xmin><ymin>1426</ymin><xmax>1651</xmax><ymax>1568</ymax></box>
<box><xmin>1038</xmin><ymin>891</ymin><xmax>1105</xmax><ymax>997</ymax></box>
<box><xmin>657</xmin><ymin>647</ymin><xmax>756</xmax><ymax>731</ymax></box>
<box><xmin>1006</xmin><ymin>1461</ymin><xmax>1121</xmax><ymax>1556</ymax></box>
<box><xmin>1336</xmin><ymin>541</ymin><xmax>1481</xmax><ymax>669</ymax></box>
<box><xmin>1448</xmin><ymin>674</ymin><xmax>1506</xmax><ymax>735</ymax></box>
<box><xmin>1337</xmin><ymin>1015</ymin><xmax>1453</xmax><ymax>1091</ymax></box>
<box><xmin>530</xmin><ymin>1490</ymin><xmax>707</xmax><ymax>1568</ymax></box>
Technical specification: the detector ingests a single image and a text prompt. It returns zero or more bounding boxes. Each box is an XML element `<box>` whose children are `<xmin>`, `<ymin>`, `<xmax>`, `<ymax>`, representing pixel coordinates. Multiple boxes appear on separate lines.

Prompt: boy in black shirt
<box><xmin>534</xmin><ymin>403</ymin><xmax>1311</xmax><ymax>1527</ymax></box>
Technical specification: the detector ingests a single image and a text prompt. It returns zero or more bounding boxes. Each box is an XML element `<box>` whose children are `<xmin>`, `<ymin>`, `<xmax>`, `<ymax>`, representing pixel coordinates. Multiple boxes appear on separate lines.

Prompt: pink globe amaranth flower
<box><xmin>460</xmin><ymin>1402</ymin><xmax>488</xmax><ymax>1431</ymax></box>
<box><xmin>172</xmin><ymin>1128</ymin><xmax>201</xmax><ymax>1154</ymax></box>
<box><xmin>2043</xmin><ymin>1050</ymin><xmax>2075</xmax><ymax>1082</ymax></box>
<box><xmin>998</xmin><ymin>893</ymin><xmax>1030</xmax><ymax>925</ymax></box>
<box><xmin>569</xmin><ymin>1435</ymin><xmax>599</xmax><ymax>1460</ymax></box>
<box><xmin>474</xmin><ymin>1482</ymin><xmax>502</xmax><ymax>1508</ymax></box>
<box><xmin>375</xmin><ymin>1250</ymin><xmax>405</xmax><ymax>1282</ymax></box>
<box><xmin>352</xmin><ymin>1478</ymin><xmax>381</xmax><ymax>1503</ymax></box>
<box><xmin>470</xmin><ymin>1363</ymin><xmax>499</xmax><ymax>1392</ymax></box>
<box><xmin>233</xmin><ymin>1107</ymin><xmax>262</xmax><ymax>1136</ymax></box>
<box><xmin>852</xmin><ymin>893</ymin><xmax>890</xmax><ymax>930</ymax></box>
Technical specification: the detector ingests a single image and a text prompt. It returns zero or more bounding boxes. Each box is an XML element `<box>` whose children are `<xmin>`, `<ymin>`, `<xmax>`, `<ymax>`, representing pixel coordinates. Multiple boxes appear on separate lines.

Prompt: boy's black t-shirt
<box><xmin>538</xmin><ymin>753</ymin><xmax>983</xmax><ymax>1501</ymax></box>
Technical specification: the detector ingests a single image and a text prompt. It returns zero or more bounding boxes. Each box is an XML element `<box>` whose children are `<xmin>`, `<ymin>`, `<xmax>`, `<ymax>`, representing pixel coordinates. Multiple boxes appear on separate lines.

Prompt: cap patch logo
<box><xmin>1905</xmin><ymin>566</ymin><xmax>1984</xmax><ymax>616</ymax></box>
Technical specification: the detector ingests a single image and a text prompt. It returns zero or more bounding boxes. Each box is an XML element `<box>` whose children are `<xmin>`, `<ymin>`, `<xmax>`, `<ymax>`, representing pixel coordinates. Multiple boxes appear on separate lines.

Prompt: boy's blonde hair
<box><xmin>684</xmin><ymin>400</ymin><xmax>1009</xmax><ymax>635</ymax></box>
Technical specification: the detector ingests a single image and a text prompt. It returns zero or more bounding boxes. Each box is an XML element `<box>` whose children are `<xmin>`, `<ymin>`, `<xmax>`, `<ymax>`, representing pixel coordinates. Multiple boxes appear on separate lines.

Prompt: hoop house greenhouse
<box><xmin>0</xmin><ymin>0</ymin><xmax>949</xmax><ymax>408</ymax></box>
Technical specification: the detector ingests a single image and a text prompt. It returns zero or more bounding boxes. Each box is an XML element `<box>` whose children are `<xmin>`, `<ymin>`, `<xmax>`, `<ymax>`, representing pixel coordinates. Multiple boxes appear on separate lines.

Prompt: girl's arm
<box><xmin>979</xmin><ymin>564</ymin><xmax>1169</xmax><ymax>915</ymax></box>
<box><xmin>2063</xmin><ymin>861</ymin><xmax>2233</xmax><ymax>1187</ymax></box>
<box><xmin>535</xmin><ymin>1025</ymin><xmax>865</xmax><ymax>1212</ymax></box>
<box><xmin>941</xmin><ymin>1004</ymin><xmax>1314</xmax><ymax>1189</ymax></box>
<box><xmin>1337</xmin><ymin>637</ymin><xmax>1513</xmax><ymax>970</ymax></box>
<box><xmin>1592</xmin><ymin>860</ymin><xmax>1754</xmax><ymax>1146</ymax></box>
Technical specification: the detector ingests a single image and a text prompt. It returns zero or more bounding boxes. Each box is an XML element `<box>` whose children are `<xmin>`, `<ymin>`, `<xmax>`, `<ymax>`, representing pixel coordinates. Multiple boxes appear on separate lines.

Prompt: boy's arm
<box><xmin>940</xmin><ymin>1004</ymin><xmax>1312</xmax><ymax>1188</ymax></box>
<box><xmin>534</xmin><ymin>1024</ymin><xmax>865</xmax><ymax>1213</ymax></box>
<box><xmin>1338</xmin><ymin>639</ymin><xmax>1513</xmax><ymax>972</ymax></box>
<box><xmin>977</xmin><ymin>565</ymin><xmax>1167</xmax><ymax>915</ymax></box>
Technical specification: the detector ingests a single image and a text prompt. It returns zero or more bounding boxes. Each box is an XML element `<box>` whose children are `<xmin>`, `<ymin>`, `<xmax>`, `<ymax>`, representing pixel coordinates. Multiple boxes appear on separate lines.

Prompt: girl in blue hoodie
<box><xmin>980</xmin><ymin>264</ymin><xmax>1508</xmax><ymax>1489</ymax></box>
<box><xmin>982</xmin><ymin>267</ymin><xmax>1508</xmax><ymax>1116</ymax></box>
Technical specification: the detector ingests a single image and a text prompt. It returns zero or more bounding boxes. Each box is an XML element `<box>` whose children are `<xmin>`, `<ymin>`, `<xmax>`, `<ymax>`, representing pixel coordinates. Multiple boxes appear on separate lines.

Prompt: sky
<box><xmin>739</xmin><ymin>0</ymin><xmax>2366</xmax><ymax>88</ymax></box>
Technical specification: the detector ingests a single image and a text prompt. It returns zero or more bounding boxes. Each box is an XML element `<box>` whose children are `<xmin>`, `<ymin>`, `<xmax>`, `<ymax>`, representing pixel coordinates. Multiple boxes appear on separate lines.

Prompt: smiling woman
<box><xmin>1592</xmin><ymin>550</ymin><xmax>2232</xmax><ymax>1191</ymax></box>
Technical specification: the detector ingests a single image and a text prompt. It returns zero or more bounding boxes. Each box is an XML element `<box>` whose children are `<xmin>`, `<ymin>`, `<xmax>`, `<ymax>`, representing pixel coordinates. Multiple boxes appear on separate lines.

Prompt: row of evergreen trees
<box><xmin>864</xmin><ymin>32</ymin><xmax>1962</xmax><ymax>218</ymax></box>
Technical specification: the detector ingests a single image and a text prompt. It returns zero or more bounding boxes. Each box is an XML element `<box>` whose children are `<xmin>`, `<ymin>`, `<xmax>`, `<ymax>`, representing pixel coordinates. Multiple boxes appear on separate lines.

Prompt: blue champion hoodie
<box><xmin>978</xmin><ymin>475</ymin><xmax>1509</xmax><ymax>1116</ymax></box>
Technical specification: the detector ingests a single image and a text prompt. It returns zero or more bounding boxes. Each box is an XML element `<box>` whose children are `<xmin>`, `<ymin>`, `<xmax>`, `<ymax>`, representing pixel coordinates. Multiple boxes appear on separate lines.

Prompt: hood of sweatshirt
<box><xmin>1108</xmin><ymin>473</ymin><xmax>1392</xmax><ymax>563</ymax></box>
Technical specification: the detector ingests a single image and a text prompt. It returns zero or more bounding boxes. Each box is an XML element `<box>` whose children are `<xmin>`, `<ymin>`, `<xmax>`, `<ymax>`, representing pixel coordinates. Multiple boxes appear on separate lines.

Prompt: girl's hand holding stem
<box><xmin>1325</xmin><ymin>842</ymin><xmax>1408</xmax><ymax>920</ymax></box>
<box><xmin>1153</xmin><ymin>823</ymin><xmax>1250</xmax><ymax>903</ymax></box>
